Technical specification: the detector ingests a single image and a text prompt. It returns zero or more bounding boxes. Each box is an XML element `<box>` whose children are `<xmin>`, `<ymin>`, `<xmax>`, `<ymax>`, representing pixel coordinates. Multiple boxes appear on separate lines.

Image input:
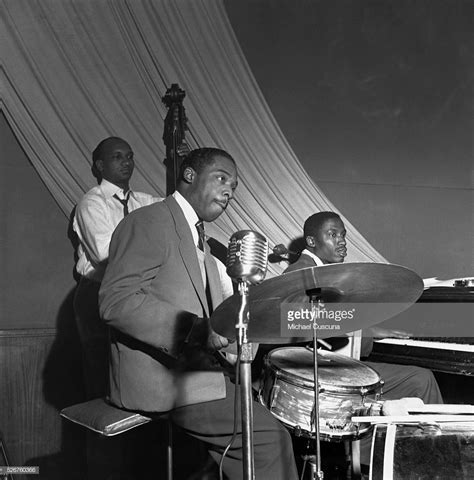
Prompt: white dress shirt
<box><xmin>74</xmin><ymin>179</ymin><xmax>161</xmax><ymax>281</ymax></box>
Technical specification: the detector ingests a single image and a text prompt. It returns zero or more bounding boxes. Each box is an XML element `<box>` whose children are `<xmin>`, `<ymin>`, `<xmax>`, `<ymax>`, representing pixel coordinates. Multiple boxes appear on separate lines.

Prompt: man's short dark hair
<box><xmin>178</xmin><ymin>147</ymin><xmax>235</xmax><ymax>180</ymax></box>
<box><xmin>91</xmin><ymin>136</ymin><xmax>128</xmax><ymax>181</ymax></box>
<box><xmin>304</xmin><ymin>211</ymin><xmax>341</xmax><ymax>238</ymax></box>
<box><xmin>92</xmin><ymin>137</ymin><xmax>126</xmax><ymax>164</ymax></box>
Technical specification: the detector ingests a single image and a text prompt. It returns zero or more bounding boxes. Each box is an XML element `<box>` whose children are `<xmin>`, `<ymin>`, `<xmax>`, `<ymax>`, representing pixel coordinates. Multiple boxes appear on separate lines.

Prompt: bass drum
<box><xmin>370</xmin><ymin>422</ymin><xmax>474</xmax><ymax>479</ymax></box>
<box><xmin>259</xmin><ymin>346</ymin><xmax>382</xmax><ymax>441</ymax></box>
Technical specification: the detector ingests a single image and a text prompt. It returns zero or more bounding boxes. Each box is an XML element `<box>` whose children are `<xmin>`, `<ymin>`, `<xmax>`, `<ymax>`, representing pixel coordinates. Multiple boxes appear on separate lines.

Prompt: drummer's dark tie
<box><xmin>195</xmin><ymin>220</ymin><xmax>205</xmax><ymax>251</ymax></box>
<box><xmin>113</xmin><ymin>191</ymin><xmax>130</xmax><ymax>217</ymax></box>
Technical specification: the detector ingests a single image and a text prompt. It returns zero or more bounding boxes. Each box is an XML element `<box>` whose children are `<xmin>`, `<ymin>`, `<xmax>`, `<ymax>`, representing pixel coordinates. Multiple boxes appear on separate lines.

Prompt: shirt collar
<box><xmin>100</xmin><ymin>179</ymin><xmax>133</xmax><ymax>200</ymax></box>
<box><xmin>301</xmin><ymin>249</ymin><xmax>325</xmax><ymax>267</ymax></box>
<box><xmin>172</xmin><ymin>190</ymin><xmax>200</xmax><ymax>246</ymax></box>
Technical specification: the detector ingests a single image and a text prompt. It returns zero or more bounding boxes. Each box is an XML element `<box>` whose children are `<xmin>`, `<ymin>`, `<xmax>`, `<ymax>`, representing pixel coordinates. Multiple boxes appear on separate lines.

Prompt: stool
<box><xmin>60</xmin><ymin>398</ymin><xmax>173</xmax><ymax>480</ymax></box>
<box><xmin>0</xmin><ymin>429</ymin><xmax>13</xmax><ymax>480</ymax></box>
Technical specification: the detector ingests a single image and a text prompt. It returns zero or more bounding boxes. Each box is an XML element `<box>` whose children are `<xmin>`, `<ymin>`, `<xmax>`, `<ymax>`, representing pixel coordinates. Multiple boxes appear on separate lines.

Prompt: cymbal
<box><xmin>211</xmin><ymin>263</ymin><xmax>423</xmax><ymax>343</ymax></box>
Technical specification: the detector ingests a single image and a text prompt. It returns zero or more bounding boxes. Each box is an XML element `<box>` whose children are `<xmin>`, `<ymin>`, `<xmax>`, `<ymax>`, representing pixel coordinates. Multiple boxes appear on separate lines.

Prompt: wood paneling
<box><xmin>0</xmin><ymin>328</ymin><xmax>85</xmax><ymax>480</ymax></box>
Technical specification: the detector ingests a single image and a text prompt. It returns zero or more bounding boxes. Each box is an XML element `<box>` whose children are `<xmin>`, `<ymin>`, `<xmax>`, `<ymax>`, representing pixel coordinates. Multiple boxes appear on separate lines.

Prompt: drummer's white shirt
<box><xmin>301</xmin><ymin>249</ymin><xmax>325</xmax><ymax>267</ymax></box>
<box><xmin>303</xmin><ymin>248</ymin><xmax>375</xmax><ymax>357</ymax></box>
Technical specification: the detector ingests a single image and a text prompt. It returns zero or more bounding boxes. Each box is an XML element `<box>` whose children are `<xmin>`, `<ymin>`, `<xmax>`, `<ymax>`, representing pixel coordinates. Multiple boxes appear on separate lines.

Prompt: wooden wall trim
<box><xmin>0</xmin><ymin>328</ymin><xmax>57</xmax><ymax>338</ymax></box>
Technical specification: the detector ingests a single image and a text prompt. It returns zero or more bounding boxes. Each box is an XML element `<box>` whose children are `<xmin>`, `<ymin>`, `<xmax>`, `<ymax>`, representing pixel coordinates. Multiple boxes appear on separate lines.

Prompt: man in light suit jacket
<box><xmin>99</xmin><ymin>148</ymin><xmax>298</xmax><ymax>479</ymax></box>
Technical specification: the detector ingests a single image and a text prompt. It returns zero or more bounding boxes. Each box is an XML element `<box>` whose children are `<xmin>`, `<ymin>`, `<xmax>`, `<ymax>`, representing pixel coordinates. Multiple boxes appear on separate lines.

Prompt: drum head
<box><xmin>266</xmin><ymin>346</ymin><xmax>380</xmax><ymax>392</ymax></box>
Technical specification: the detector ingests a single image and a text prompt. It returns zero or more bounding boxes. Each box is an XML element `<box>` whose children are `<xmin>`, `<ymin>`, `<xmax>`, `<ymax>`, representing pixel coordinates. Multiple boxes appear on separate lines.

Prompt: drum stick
<box><xmin>407</xmin><ymin>404</ymin><xmax>474</xmax><ymax>414</ymax></box>
<box><xmin>351</xmin><ymin>414</ymin><xmax>474</xmax><ymax>424</ymax></box>
<box><xmin>317</xmin><ymin>339</ymin><xmax>332</xmax><ymax>350</ymax></box>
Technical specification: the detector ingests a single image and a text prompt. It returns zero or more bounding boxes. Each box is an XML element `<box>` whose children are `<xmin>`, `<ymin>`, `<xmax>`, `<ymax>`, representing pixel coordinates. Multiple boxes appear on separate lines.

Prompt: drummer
<box><xmin>283</xmin><ymin>211</ymin><xmax>444</xmax><ymax>405</ymax></box>
<box><xmin>281</xmin><ymin>211</ymin><xmax>444</xmax><ymax>470</ymax></box>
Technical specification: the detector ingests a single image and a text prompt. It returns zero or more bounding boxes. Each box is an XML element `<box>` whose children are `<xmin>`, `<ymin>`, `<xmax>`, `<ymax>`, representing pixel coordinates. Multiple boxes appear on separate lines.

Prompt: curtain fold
<box><xmin>1</xmin><ymin>0</ymin><xmax>386</xmax><ymax>275</ymax></box>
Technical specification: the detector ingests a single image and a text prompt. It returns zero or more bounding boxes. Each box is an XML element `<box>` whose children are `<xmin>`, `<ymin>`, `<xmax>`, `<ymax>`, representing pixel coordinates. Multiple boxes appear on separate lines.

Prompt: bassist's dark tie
<box><xmin>113</xmin><ymin>191</ymin><xmax>131</xmax><ymax>217</ymax></box>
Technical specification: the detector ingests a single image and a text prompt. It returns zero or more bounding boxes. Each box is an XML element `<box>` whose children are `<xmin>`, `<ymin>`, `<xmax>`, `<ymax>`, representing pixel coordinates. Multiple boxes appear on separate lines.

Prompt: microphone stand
<box><xmin>236</xmin><ymin>281</ymin><xmax>255</xmax><ymax>479</ymax></box>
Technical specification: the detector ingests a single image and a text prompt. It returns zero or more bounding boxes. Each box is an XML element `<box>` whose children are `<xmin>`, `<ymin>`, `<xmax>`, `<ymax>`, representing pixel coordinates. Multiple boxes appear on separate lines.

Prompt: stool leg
<box><xmin>351</xmin><ymin>440</ymin><xmax>361</xmax><ymax>480</ymax></box>
<box><xmin>167</xmin><ymin>421</ymin><xmax>173</xmax><ymax>480</ymax></box>
<box><xmin>0</xmin><ymin>430</ymin><xmax>13</xmax><ymax>480</ymax></box>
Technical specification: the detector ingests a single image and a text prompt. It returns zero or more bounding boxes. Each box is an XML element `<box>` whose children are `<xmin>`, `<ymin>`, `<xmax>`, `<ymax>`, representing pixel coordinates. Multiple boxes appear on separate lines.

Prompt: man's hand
<box><xmin>206</xmin><ymin>331</ymin><xmax>229</xmax><ymax>352</ymax></box>
<box><xmin>367</xmin><ymin>326</ymin><xmax>412</xmax><ymax>339</ymax></box>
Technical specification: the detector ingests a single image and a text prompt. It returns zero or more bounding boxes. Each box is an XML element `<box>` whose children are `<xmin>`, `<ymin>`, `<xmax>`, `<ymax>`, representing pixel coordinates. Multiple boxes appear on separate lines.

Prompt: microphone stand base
<box><xmin>301</xmin><ymin>455</ymin><xmax>325</xmax><ymax>480</ymax></box>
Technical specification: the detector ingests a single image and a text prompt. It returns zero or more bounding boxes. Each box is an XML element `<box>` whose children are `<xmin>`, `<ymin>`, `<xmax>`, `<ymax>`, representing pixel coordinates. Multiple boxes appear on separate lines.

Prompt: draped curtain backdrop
<box><xmin>1</xmin><ymin>0</ymin><xmax>386</xmax><ymax>276</ymax></box>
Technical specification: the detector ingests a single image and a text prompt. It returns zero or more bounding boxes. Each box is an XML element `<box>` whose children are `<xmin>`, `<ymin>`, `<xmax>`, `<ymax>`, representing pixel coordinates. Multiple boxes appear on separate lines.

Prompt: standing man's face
<box><xmin>95</xmin><ymin>139</ymin><xmax>135</xmax><ymax>189</ymax></box>
<box><xmin>184</xmin><ymin>155</ymin><xmax>238</xmax><ymax>222</ymax></box>
<box><xmin>306</xmin><ymin>218</ymin><xmax>347</xmax><ymax>264</ymax></box>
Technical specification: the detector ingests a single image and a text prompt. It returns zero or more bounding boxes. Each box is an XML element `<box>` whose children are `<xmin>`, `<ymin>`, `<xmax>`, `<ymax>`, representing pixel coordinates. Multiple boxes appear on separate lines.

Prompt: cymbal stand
<box><xmin>308</xmin><ymin>290</ymin><xmax>324</xmax><ymax>480</ymax></box>
<box><xmin>235</xmin><ymin>281</ymin><xmax>254</xmax><ymax>480</ymax></box>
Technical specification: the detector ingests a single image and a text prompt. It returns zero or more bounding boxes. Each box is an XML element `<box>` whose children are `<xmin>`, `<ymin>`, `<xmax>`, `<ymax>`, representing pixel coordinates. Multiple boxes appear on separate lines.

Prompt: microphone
<box><xmin>226</xmin><ymin>230</ymin><xmax>269</xmax><ymax>285</ymax></box>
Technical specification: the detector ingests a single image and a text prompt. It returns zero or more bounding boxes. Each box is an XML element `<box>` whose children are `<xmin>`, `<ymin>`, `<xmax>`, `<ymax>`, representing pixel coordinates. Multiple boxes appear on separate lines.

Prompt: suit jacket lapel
<box><xmin>285</xmin><ymin>253</ymin><xmax>317</xmax><ymax>273</ymax></box>
<box><xmin>165</xmin><ymin>197</ymin><xmax>209</xmax><ymax>317</ymax></box>
<box><xmin>300</xmin><ymin>253</ymin><xmax>317</xmax><ymax>268</ymax></box>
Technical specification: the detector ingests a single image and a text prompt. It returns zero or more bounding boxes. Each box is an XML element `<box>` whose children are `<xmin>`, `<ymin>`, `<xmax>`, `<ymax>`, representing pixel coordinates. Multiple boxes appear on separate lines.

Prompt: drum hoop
<box><xmin>266</xmin><ymin>346</ymin><xmax>381</xmax><ymax>390</ymax></box>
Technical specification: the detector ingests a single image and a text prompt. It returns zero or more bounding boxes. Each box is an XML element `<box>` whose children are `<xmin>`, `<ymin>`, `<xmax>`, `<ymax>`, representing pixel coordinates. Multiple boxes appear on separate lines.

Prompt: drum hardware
<box><xmin>308</xmin><ymin>289</ymin><xmax>325</xmax><ymax>480</ymax></box>
<box><xmin>235</xmin><ymin>280</ymin><xmax>255</xmax><ymax>480</ymax></box>
<box><xmin>294</xmin><ymin>425</ymin><xmax>303</xmax><ymax>437</ymax></box>
<box><xmin>269</xmin><ymin>384</ymin><xmax>281</xmax><ymax>408</ymax></box>
<box><xmin>299</xmin><ymin>438</ymin><xmax>359</xmax><ymax>480</ymax></box>
<box><xmin>454</xmin><ymin>278</ymin><xmax>474</xmax><ymax>287</ymax></box>
<box><xmin>417</xmin><ymin>422</ymin><xmax>442</xmax><ymax>435</ymax></box>
<box><xmin>352</xmin><ymin>414</ymin><xmax>474</xmax><ymax>425</ymax></box>
<box><xmin>300</xmin><ymin>454</ymin><xmax>323</xmax><ymax>480</ymax></box>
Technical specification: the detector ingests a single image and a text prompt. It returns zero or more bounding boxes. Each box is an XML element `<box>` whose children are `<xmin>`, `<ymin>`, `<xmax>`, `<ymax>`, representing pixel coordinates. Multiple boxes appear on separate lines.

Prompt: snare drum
<box><xmin>259</xmin><ymin>347</ymin><xmax>382</xmax><ymax>441</ymax></box>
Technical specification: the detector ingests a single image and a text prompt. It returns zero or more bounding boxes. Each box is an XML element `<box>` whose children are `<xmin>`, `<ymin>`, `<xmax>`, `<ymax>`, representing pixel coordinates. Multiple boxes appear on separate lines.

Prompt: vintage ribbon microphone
<box><xmin>226</xmin><ymin>230</ymin><xmax>269</xmax><ymax>480</ymax></box>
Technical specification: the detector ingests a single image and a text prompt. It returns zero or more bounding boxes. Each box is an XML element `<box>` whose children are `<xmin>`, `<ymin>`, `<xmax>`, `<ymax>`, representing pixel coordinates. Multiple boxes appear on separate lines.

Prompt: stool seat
<box><xmin>61</xmin><ymin>398</ymin><xmax>173</xmax><ymax>479</ymax></box>
<box><xmin>60</xmin><ymin>398</ymin><xmax>155</xmax><ymax>436</ymax></box>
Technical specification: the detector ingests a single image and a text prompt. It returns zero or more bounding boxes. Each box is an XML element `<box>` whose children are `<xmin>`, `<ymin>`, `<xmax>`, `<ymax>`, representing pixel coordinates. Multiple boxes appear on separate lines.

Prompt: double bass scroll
<box><xmin>162</xmin><ymin>83</ymin><xmax>191</xmax><ymax>195</ymax></box>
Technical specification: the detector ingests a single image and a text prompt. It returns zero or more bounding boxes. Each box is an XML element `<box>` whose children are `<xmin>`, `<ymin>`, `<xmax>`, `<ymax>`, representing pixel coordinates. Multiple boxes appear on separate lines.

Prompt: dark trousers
<box><xmin>73</xmin><ymin>276</ymin><xmax>109</xmax><ymax>399</ymax></box>
<box><xmin>365</xmin><ymin>360</ymin><xmax>443</xmax><ymax>404</ymax></box>
<box><xmin>171</xmin><ymin>376</ymin><xmax>298</xmax><ymax>480</ymax></box>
